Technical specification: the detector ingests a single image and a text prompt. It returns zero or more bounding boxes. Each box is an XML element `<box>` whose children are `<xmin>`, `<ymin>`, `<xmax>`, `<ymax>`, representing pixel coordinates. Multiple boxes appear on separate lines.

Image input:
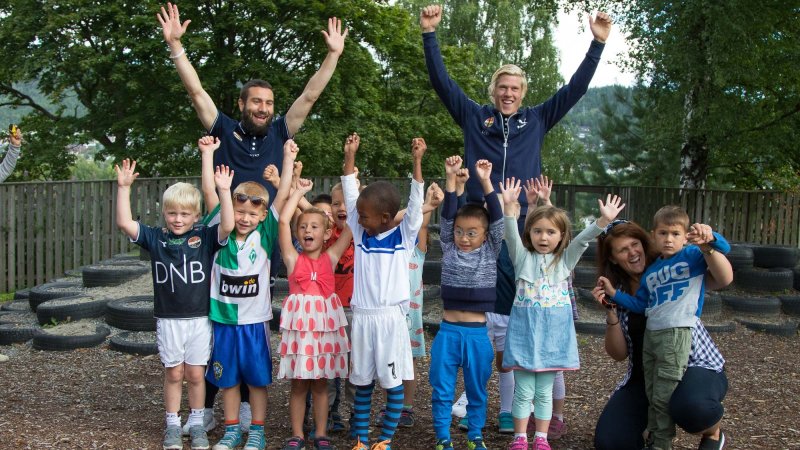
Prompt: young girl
<box><xmin>498</xmin><ymin>178</ymin><xmax>624</xmax><ymax>450</ymax></box>
<box><xmin>278</xmin><ymin>177</ymin><xmax>353</xmax><ymax>450</ymax></box>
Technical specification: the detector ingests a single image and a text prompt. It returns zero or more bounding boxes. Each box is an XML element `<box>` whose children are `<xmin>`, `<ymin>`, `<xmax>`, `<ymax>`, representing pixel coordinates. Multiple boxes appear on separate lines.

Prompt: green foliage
<box><xmin>576</xmin><ymin>0</ymin><xmax>800</xmax><ymax>189</ymax></box>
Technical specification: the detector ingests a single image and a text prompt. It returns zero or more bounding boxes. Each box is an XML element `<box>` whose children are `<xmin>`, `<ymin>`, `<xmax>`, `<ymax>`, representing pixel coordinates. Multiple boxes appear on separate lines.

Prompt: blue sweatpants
<box><xmin>429</xmin><ymin>321</ymin><xmax>494</xmax><ymax>441</ymax></box>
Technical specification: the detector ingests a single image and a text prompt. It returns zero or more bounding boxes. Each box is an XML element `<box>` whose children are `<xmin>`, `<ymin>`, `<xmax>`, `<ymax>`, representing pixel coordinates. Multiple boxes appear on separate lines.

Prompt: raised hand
<box><xmin>589</xmin><ymin>11</ymin><xmax>613</xmax><ymax>44</ymax></box>
<box><xmin>591</xmin><ymin>285</ymin><xmax>616</xmax><ymax>309</ymax></box>
<box><xmin>322</xmin><ymin>17</ymin><xmax>348</xmax><ymax>56</ymax></box>
<box><xmin>425</xmin><ymin>182</ymin><xmax>444</xmax><ymax>208</ymax></box>
<box><xmin>524</xmin><ymin>175</ymin><xmax>553</xmax><ymax>206</ymax></box>
<box><xmin>411</xmin><ymin>137</ymin><xmax>427</xmax><ymax>160</ymax></box>
<box><xmin>597</xmin><ymin>276</ymin><xmax>617</xmax><ymax>298</ymax></box>
<box><xmin>474</xmin><ymin>159</ymin><xmax>492</xmax><ymax>181</ymax></box>
<box><xmin>444</xmin><ymin>155</ymin><xmax>462</xmax><ymax>177</ymax></box>
<box><xmin>284</xmin><ymin>139</ymin><xmax>299</xmax><ymax>160</ymax></box>
<box><xmin>687</xmin><ymin>223</ymin><xmax>714</xmax><ymax>245</ymax></box>
<box><xmin>198</xmin><ymin>135</ymin><xmax>220</xmax><ymax>154</ymax></box>
<box><xmin>262</xmin><ymin>164</ymin><xmax>280</xmax><ymax>187</ymax></box>
<box><xmin>214</xmin><ymin>165</ymin><xmax>234</xmax><ymax>191</ymax></box>
<box><xmin>344</xmin><ymin>133</ymin><xmax>360</xmax><ymax>157</ymax></box>
<box><xmin>499</xmin><ymin>177</ymin><xmax>522</xmax><ymax>206</ymax></box>
<box><xmin>156</xmin><ymin>2</ymin><xmax>190</xmax><ymax>45</ymax></box>
<box><xmin>295</xmin><ymin>178</ymin><xmax>313</xmax><ymax>195</ymax></box>
<box><xmin>9</xmin><ymin>126</ymin><xmax>21</xmax><ymax>147</ymax></box>
<box><xmin>115</xmin><ymin>159</ymin><xmax>139</xmax><ymax>187</ymax></box>
<box><xmin>420</xmin><ymin>4</ymin><xmax>443</xmax><ymax>32</ymax></box>
<box><xmin>293</xmin><ymin>161</ymin><xmax>304</xmax><ymax>182</ymax></box>
<box><xmin>597</xmin><ymin>194</ymin><xmax>625</xmax><ymax>226</ymax></box>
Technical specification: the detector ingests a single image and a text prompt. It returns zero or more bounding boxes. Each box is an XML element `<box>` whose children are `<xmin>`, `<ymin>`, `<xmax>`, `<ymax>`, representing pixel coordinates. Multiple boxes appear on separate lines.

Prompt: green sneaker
<box><xmin>213</xmin><ymin>424</ymin><xmax>243</xmax><ymax>450</ymax></box>
<box><xmin>467</xmin><ymin>436</ymin><xmax>487</xmax><ymax>449</ymax></box>
<box><xmin>189</xmin><ymin>424</ymin><xmax>210</xmax><ymax>450</ymax></box>
<box><xmin>163</xmin><ymin>425</ymin><xmax>183</xmax><ymax>450</ymax></box>
<box><xmin>497</xmin><ymin>412</ymin><xmax>514</xmax><ymax>434</ymax></box>
<box><xmin>243</xmin><ymin>425</ymin><xmax>266</xmax><ymax>450</ymax></box>
<box><xmin>435</xmin><ymin>438</ymin><xmax>454</xmax><ymax>450</ymax></box>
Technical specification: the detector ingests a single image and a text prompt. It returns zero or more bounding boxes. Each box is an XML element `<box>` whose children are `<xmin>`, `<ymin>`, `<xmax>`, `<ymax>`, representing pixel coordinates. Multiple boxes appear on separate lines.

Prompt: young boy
<box><xmin>599</xmin><ymin>205</ymin><xmax>733</xmax><ymax>450</ymax></box>
<box><xmin>115</xmin><ymin>158</ymin><xmax>234</xmax><ymax>450</ymax></box>
<box><xmin>343</xmin><ymin>132</ymin><xmax>425</xmax><ymax>450</ymax></box>
<box><xmin>199</xmin><ymin>137</ymin><xmax>296</xmax><ymax>450</ymax></box>
<box><xmin>431</xmin><ymin>155</ymin><xmax>503</xmax><ymax>450</ymax></box>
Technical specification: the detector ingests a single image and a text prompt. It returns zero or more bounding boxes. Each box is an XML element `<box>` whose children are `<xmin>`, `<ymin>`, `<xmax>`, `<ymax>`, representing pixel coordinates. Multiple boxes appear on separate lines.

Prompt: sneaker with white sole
<box><xmin>243</xmin><ymin>424</ymin><xmax>265</xmax><ymax>450</ymax></box>
<box><xmin>189</xmin><ymin>425</ymin><xmax>210</xmax><ymax>450</ymax></box>
<box><xmin>212</xmin><ymin>424</ymin><xmax>242</xmax><ymax>450</ymax></box>
<box><xmin>240</xmin><ymin>402</ymin><xmax>252</xmax><ymax>433</ymax></box>
<box><xmin>163</xmin><ymin>425</ymin><xmax>183</xmax><ymax>450</ymax></box>
<box><xmin>451</xmin><ymin>392</ymin><xmax>468</xmax><ymax>418</ymax></box>
<box><xmin>183</xmin><ymin>408</ymin><xmax>217</xmax><ymax>435</ymax></box>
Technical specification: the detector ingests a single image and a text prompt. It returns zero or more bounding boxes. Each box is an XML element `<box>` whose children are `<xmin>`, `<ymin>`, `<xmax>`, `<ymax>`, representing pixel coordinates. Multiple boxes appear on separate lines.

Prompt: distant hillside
<box><xmin>562</xmin><ymin>85</ymin><xmax>633</xmax><ymax>151</ymax></box>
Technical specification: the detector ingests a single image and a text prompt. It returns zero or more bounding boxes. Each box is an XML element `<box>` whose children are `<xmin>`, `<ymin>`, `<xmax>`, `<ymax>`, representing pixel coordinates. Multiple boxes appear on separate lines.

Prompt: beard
<box><xmin>241</xmin><ymin>109</ymin><xmax>273</xmax><ymax>136</ymax></box>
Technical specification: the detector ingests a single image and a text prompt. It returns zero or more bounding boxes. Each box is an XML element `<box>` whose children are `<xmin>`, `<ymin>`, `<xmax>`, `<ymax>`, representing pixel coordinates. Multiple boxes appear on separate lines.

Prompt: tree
<box><xmin>587</xmin><ymin>0</ymin><xmax>800</xmax><ymax>189</ymax></box>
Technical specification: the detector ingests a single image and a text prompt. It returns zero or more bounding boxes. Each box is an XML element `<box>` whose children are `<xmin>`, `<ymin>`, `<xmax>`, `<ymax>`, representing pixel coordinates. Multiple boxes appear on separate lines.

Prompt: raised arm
<box><xmin>688</xmin><ymin>224</ymin><xmax>734</xmax><ymax>289</ymax></box>
<box><xmin>327</xmin><ymin>224</ymin><xmax>354</xmax><ymax>268</ymax></box>
<box><xmin>284</xmin><ymin>17</ymin><xmax>347</xmax><ymax>136</ymax></box>
<box><xmin>199</xmin><ymin>136</ymin><xmax>220</xmax><ymax>212</ymax></box>
<box><xmin>524</xmin><ymin>175</ymin><xmax>553</xmax><ymax>209</ymax></box>
<box><xmin>273</xmin><ymin>140</ymin><xmax>299</xmax><ymax>213</ymax></box>
<box><xmin>592</xmin><ymin>285</ymin><xmax>628</xmax><ymax>361</ymax></box>
<box><xmin>214</xmin><ymin>165</ymin><xmax>235</xmax><ymax>241</ymax></box>
<box><xmin>279</xmin><ymin>178</ymin><xmax>312</xmax><ymax>274</ymax></box>
<box><xmin>115</xmin><ymin>159</ymin><xmax>140</xmax><ymax>240</ymax></box>
<box><xmin>157</xmin><ymin>2</ymin><xmax>217</xmax><ymax>130</ymax></box>
<box><xmin>416</xmin><ymin>182</ymin><xmax>443</xmax><ymax>253</ymax></box>
<box><xmin>0</xmin><ymin>126</ymin><xmax>22</xmax><ymax>183</ymax></box>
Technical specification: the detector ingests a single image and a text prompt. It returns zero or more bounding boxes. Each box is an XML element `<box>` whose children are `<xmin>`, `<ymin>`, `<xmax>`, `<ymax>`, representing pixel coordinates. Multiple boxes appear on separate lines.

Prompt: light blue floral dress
<box><xmin>502</xmin><ymin>217</ymin><xmax>603</xmax><ymax>372</ymax></box>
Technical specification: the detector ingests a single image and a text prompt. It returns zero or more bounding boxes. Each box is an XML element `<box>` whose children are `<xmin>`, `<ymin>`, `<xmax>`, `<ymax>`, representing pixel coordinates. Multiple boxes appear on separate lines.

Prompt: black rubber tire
<box><xmin>13</xmin><ymin>288</ymin><xmax>31</xmax><ymax>300</ymax></box>
<box><xmin>727</xmin><ymin>244</ymin><xmax>754</xmax><ymax>271</ymax></box>
<box><xmin>36</xmin><ymin>295</ymin><xmax>109</xmax><ymax>325</ymax></box>
<box><xmin>581</xmin><ymin>242</ymin><xmax>598</xmax><ymax>263</ymax></box>
<box><xmin>794</xmin><ymin>266</ymin><xmax>800</xmax><ymax>291</ymax></box>
<box><xmin>64</xmin><ymin>268</ymin><xmax>84</xmax><ymax>278</ymax></box>
<box><xmin>574</xmin><ymin>321</ymin><xmax>606</xmax><ymax>335</ymax></box>
<box><xmin>0</xmin><ymin>323</ymin><xmax>41</xmax><ymax>344</ymax></box>
<box><xmin>1</xmin><ymin>300</ymin><xmax>31</xmax><ymax>312</ymax></box>
<box><xmin>572</xmin><ymin>265</ymin><xmax>597</xmax><ymax>288</ymax></box>
<box><xmin>575</xmin><ymin>288</ymin><xmax>598</xmax><ymax>308</ymax></box>
<box><xmin>112</xmin><ymin>253</ymin><xmax>140</xmax><ymax>261</ymax></box>
<box><xmin>105</xmin><ymin>296</ymin><xmax>156</xmax><ymax>331</ymax></box>
<box><xmin>738</xmin><ymin>320</ymin><xmax>798</xmax><ymax>336</ymax></box>
<box><xmin>702</xmin><ymin>293</ymin><xmax>722</xmax><ymax>317</ymax></box>
<box><xmin>426</xmin><ymin>239</ymin><xmax>443</xmax><ymax>261</ymax></box>
<box><xmin>82</xmin><ymin>262</ymin><xmax>150</xmax><ymax>288</ymax></box>
<box><xmin>109</xmin><ymin>331</ymin><xmax>158</xmax><ymax>356</ymax></box>
<box><xmin>422</xmin><ymin>260</ymin><xmax>442</xmax><ymax>286</ymax></box>
<box><xmin>778</xmin><ymin>295</ymin><xmax>800</xmax><ymax>317</ymax></box>
<box><xmin>703</xmin><ymin>321</ymin><xmax>737</xmax><ymax>333</ymax></box>
<box><xmin>734</xmin><ymin>268</ymin><xmax>794</xmax><ymax>292</ymax></box>
<box><xmin>32</xmin><ymin>324</ymin><xmax>110</xmax><ymax>351</ymax></box>
<box><xmin>752</xmin><ymin>245</ymin><xmax>799</xmax><ymax>269</ymax></box>
<box><xmin>722</xmin><ymin>295</ymin><xmax>781</xmax><ymax>315</ymax></box>
<box><xmin>28</xmin><ymin>281</ymin><xmax>84</xmax><ymax>312</ymax></box>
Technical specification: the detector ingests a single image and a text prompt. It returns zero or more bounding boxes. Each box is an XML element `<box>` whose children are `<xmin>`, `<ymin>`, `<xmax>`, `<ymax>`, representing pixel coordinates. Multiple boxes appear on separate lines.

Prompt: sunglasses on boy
<box><xmin>233</xmin><ymin>193</ymin><xmax>266</xmax><ymax>206</ymax></box>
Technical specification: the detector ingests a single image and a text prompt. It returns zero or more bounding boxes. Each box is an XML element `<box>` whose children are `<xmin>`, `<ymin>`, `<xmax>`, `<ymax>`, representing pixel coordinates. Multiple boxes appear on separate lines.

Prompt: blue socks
<box><xmin>379</xmin><ymin>385</ymin><xmax>404</xmax><ymax>442</ymax></box>
<box><xmin>353</xmin><ymin>383</ymin><xmax>375</xmax><ymax>444</ymax></box>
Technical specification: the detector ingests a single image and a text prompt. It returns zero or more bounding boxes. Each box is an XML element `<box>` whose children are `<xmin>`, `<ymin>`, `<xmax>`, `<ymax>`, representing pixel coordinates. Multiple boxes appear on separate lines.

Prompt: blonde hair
<box><xmin>162</xmin><ymin>182</ymin><xmax>201</xmax><ymax>215</ymax></box>
<box><xmin>233</xmin><ymin>181</ymin><xmax>269</xmax><ymax>211</ymax></box>
<box><xmin>295</xmin><ymin>207</ymin><xmax>332</xmax><ymax>234</ymax></box>
<box><xmin>652</xmin><ymin>205</ymin><xmax>690</xmax><ymax>231</ymax></box>
<box><xmin>488</xmin><ymin>64</ymin><xmax>528</xmax><ymax>100</ymax></box>
<box><xmin>522</xmin><ymin>205</ymin><xmax>572</xmax><ymax>266</ymax></box>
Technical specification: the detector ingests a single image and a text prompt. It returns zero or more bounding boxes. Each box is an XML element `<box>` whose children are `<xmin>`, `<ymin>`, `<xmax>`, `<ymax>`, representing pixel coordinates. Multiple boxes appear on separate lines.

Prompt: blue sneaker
<box><xmin>243</xmin><ymin>425</ymin><xmax>265</xmax><ymax>450</ymax></box>
<box><xmin>498</xmin><ymin>412</ymin><xmax>514</xmax><ymax>434</ymax></box>
<box><xmin>162</xmin><ymin>425</ymin><xmax>182</xmax><ymax>450</ymax></box>
<box><xmin>467</xmin><ymin>436</ymin><xmax>488</xmax><ymax>449</ymax></box>
<box><xmin>328</xmin><ymin>412</ymin><xmax>346</xmax><ymax>433</ymax></box>
<box><xmin>435</xmin><ymin>438</ymin><xmax>454</xmax><ymax>450</ymax></box>
<box><xmin>457</xmin><ymin>416</ymin><xmax>468</xmax><ymax>431</ymax></box>
<box><xmin>213</xmin><ymin>424</ymin><xmax>242</xmax><ymax>450</ymax></box>
<box><xmin>189</xmin><ymin>425</ymin><xmax>210</xmax><ymax>450</ymax></box>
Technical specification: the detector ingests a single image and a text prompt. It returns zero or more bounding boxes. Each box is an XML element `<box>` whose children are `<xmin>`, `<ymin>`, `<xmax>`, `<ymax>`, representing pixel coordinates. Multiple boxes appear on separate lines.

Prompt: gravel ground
<box><xmin>2</xmin><ymin>264</ymin><xmax>799</xmax><ymax>449</ymax></box>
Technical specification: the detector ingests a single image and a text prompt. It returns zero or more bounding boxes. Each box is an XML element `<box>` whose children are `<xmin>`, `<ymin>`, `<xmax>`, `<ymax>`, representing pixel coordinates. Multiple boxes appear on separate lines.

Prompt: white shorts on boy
<box><xmin>486</xmin><ymin>312</ymin><xmax>510</xmax><ymax>352</ymax></box>
<box><xmin>156</xmin><ymin>317</ymin><xmax>213</xmax><ymax>367</ymax></box>
<box><xmin>349</xmin><ymin>306</ymin><xmax>413</xmax><ymax>389</ymax></box>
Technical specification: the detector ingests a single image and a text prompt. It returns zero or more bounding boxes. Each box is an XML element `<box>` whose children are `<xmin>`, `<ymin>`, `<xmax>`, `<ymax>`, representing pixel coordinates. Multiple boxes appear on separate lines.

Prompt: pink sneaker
<box><xmin>532</xmin><ymin>436</ymin><xmax>550</xmax><ymax>450</ymax></box>
<box><xmin>507</xmin><ymin>436</ymin><xmax>529</xmax><ymax>450</ymax></box>
<box><xmin>547</xmin><ymin>417</ymin><xmax>567</xmax><ymax>440</ymax></box>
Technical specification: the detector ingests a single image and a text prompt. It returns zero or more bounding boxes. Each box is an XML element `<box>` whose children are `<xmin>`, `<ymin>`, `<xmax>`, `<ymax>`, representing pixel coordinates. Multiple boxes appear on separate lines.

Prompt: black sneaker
<box><xmin>698</xmin><ymin>431</ymin><xmax>726</xmax><ymax>450</ymax></box>
<box><xmin>314</xmin><ymin>436</ymin><xmax>334</xmax><ymax>450</ymax></box>
<box><xmin>281</xmin><ymin>436</ymin><xmax>306</xmax><ymax>450</ymax></box>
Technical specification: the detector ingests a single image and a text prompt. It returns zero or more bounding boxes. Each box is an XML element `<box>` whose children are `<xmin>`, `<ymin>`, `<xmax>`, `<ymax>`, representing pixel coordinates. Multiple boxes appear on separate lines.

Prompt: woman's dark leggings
<box><xmin>205</xmin><ymin>382</ymin><xmax>250</xmax><ymax>409</ymax></box>
<box><xmin>594</xmin><ymin>367</ymin><xmax>728</xmax><ymax>449</ymax></box>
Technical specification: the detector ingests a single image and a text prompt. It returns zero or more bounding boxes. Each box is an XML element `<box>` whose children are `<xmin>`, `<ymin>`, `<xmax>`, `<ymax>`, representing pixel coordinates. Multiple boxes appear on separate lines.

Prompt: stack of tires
<box><xmin>723</xmin><ymin>244</ymin><xmax>799</xmax><ymax>336</ymax></box>
<box><xmin>0</xmin><ymin>254</ymin><xmax>157</xmax><ymax>353</ymax></box>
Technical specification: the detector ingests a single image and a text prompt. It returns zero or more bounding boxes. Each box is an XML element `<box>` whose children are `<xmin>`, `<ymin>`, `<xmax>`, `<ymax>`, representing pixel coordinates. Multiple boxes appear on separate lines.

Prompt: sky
<box><xmin>554</xmin><ymin>10</ymin><xmax>635</xmax><ymax>87</ymax></box>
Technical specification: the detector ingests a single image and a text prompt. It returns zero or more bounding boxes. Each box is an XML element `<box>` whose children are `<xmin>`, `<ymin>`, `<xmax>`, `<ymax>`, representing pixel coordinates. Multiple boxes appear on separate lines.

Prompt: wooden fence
<box><xmin>2</xmin><ymin>177</ymin><xmax>798</xmax><ymax>292</ymax></box>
